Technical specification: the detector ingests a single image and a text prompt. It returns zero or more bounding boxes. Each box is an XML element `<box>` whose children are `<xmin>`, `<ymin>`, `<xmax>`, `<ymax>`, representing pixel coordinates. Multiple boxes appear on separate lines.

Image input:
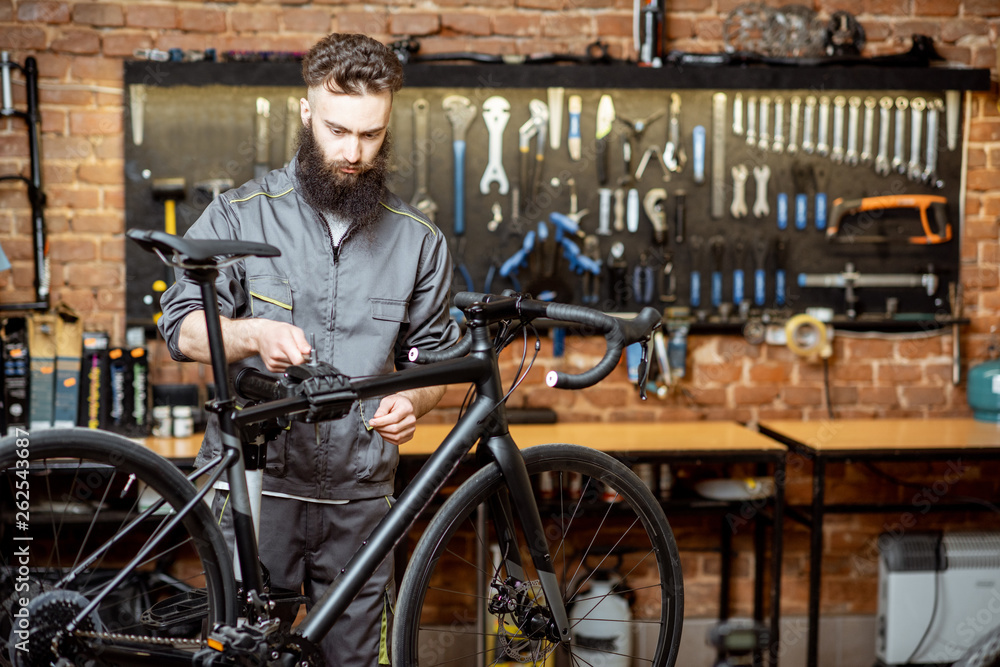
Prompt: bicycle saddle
<box><xmin>127</xmin><ymin>229</ymin><xmax>280</xmax><ymax>263</ymax></box>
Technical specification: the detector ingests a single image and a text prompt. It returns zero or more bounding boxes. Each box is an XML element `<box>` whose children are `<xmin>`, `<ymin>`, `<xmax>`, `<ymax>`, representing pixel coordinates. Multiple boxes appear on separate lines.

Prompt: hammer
<box><xmin>152</xmin><ymin>177</ymin><xmax>185</xmax><ymax>236</ymax></box>
<box><xmin>195</xmin><ymin>178</ymin><xmax>234</xmax><ymax>204</ymax></box>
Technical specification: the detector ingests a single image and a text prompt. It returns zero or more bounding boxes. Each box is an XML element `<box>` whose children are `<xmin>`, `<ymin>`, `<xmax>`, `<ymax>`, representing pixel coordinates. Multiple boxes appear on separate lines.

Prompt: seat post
<box><xmin>189</xmin><ymin>267</ymin><xmax>232</xmax><ymax>407</ymax></box>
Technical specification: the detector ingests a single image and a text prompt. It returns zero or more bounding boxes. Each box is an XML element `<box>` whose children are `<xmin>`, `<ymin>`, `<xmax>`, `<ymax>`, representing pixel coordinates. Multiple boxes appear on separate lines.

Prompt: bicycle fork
<box><xmin>481</xmin><ymin>433</ymin><xmax>572</xmax><ymax>647</ymax></box>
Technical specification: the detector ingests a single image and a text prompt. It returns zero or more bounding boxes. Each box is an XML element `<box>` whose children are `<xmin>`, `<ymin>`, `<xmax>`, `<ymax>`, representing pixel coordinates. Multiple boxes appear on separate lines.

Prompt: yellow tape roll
<box><xmin>785</xmin><ymin>314</ymin><xmax>832</xmax><ymax>360</ymax></box>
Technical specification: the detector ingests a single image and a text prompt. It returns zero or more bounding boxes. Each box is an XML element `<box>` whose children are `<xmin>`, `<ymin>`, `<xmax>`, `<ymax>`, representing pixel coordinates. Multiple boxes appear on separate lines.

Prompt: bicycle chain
<box><xmin>74</xmin><ymin>629</ymin><xmax>204</xmax><ymax>649</ymax></box>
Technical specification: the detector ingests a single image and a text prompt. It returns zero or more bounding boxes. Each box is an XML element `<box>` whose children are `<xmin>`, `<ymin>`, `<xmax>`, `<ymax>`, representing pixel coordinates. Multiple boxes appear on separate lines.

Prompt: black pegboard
<box><xmin>123</xmin><ymin>63</ymin><xmax>982</xmax><ymax>328</ymax></box>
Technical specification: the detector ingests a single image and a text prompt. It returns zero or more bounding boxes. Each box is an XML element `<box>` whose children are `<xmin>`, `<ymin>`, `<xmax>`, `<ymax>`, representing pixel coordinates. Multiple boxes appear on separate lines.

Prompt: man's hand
<box><xmin>252</xmin><ymin>320</ymin><xmax>311</xmax><ymax>371</ymax></box>
<box><xmin>368</xmin><ymin>394</ymin><xmax>417</xmax><ymax>446</ymax></box>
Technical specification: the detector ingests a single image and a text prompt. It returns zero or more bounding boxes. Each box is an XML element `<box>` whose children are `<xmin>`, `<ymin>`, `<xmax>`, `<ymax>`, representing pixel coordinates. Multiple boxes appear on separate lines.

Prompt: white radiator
<box><xmin>877</xmin><ymin>532</ymin><xmax>1000</xmax><ymax>665</ymax></box>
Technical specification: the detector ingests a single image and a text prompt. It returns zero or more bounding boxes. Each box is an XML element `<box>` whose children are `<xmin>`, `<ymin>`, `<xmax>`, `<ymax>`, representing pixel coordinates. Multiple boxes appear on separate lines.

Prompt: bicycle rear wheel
<box><xmin>393</xmin><ymin>443</ymin><xmax>683</xmax><ymax>667</ymax></box>
<box><xmin>0</xmin><ymin>428</ymin><xmax>236</xmax><ymax>665</ymax></box>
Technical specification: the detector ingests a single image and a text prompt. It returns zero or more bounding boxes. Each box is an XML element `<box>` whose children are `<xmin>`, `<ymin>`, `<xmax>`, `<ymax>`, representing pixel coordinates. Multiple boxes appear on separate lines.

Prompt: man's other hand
<box><xmin>368</xmin><ymin>394</ymin><xmax>417</xmax><ymax>446</ymax></box>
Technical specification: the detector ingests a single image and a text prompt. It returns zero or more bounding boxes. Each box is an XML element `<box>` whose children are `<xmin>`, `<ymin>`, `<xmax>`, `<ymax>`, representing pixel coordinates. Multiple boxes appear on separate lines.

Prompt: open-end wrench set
<box><xmin>387</xmin><ymin>85</ymin><xmax>963</xmax><ymax>324</ymax></box>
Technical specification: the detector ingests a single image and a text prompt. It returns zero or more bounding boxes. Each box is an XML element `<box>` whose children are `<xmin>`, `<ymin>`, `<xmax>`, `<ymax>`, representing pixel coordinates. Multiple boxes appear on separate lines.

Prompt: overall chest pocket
<box><xmin>248</xmin><ymin>275</ymin><xmax>293</xmax><ymax>323</ymax></box>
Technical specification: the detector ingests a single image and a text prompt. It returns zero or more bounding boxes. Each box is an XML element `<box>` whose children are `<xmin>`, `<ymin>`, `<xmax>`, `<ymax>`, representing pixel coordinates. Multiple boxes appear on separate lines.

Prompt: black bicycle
<box><xmin>0</xmin><ymin>229</ymin><xmax>682</xmax><ymax>666</ymax></box>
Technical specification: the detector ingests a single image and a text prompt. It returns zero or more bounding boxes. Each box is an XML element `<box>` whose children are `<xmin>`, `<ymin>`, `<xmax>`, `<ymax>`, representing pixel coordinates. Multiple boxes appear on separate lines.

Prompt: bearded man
<box><xmin>158</xmin><ymin>33</ymin><xmax>459</xmax><ymax>667</ymax></box>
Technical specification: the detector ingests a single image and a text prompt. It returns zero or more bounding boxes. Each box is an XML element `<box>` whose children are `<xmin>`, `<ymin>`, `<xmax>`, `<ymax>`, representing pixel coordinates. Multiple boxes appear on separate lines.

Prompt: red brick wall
<box><xmin>1</xmin><ymin>0</ymin><xmax>998</xmax><ymax>620</ymax></box>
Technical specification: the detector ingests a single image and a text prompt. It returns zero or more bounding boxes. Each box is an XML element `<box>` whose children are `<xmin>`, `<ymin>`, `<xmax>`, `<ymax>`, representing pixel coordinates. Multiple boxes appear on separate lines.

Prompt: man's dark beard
<box><xmin>295</xmin><ymin>121</ymin><xmax>391</xmax><ymax>239</ymax></box>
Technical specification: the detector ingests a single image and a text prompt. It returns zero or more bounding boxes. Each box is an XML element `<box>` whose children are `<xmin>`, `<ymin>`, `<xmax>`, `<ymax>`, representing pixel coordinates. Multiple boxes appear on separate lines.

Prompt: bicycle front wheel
<box><xmin>0</xmin><ymin>428</ymin><xmax>236</xmax><ymax>665</ymax></box>
<box><xmin>393</xmin><ymin>443</ymin><xmax>683</xmax><ymax>667</ymax></box>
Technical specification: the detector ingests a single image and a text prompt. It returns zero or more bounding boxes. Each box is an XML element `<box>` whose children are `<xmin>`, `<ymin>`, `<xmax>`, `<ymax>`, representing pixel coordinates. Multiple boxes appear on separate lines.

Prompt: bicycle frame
<box><xmin>184</xmin><ymin>269</ymin><xmax>573</xmax><ymax>662</ymax></box>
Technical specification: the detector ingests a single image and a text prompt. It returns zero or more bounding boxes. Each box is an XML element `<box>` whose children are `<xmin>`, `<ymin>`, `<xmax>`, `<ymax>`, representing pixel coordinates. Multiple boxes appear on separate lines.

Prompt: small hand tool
<box><xmin>845</xmin><ymin>96</ymin><xmax>861</xmax><ymax>166</ymax></box>
<box><xmin>907</xmin><ymin>97</ymin><xmax>926</xmax><ymax>181</ymax></box>
<box><xmin>776</xmin><ymin>191</ymin><xmax>788</xmax><ymax>231</ymax></box>
<box><xmin>663</xmin><ymin>94</ymin><xmax>685</xmax><ymax>172</ymax></box>
<box><xmin>752</xmin><ymin>165</ymin><xmax>771</xmax><ymax>218</ymax></box>
<box><xmin>410</xmin><ymin>98</ymin><xmax>438</xmax><ymax>222</ymax></box>
<box><xmin>830</xmin><ymin>95</ymin><xmax>846</xmax><ymax>163</ymax></box>
<box><xmin>643</xmin><ymin>188</ymin><xmax>668</xmax><ymax>245</ymax></box>
<box><xmin>442</xmin><ymin>95</ymin><xmax>477</xmax><ymax>235</ymax></box>
<box><xmin>813</xmin><ymin>165</ymin><xmax>828</xmax><ymax>231</ymax></box>
<box><xmin>547</xmin><ymin>87</ymin><xmax>564</xmax><ymax>150</ymax></box>
<box><xmin>922</xmin><ymin>98</ymin><xmax>943</xmax><ymax>188</ymax></box>
<box><xmin>658</xmin><ymin>252</ymin><xmax>677</xmax><ymax>304</ymax></box>
<box><xmin>606</xmin><ymin>242</ymin><xmax>628</xmax><ymax>310</ymax></box>
<box><xmin>595</xmin><ymin>94</ymin><xmax>615</xmax><ymax>186</ymax></box>
<box><xmin>860</xmin><ymin>96</ymin><xmax>876</xmax><ymax>165</ymax></box>
<box><xmin>689</xmin><ymin>235</ymin><xmax>704</xmax><ymax>308</ymax></box>
<box><xmin>674</xmin><ymin>190</ymin><xmax>686</xmax><ymax>244</ymax></box>
<box><xmin>711</xmin><ymin>92</ymin><xmax>727</xmax><ymax>219</ymax></box>
<box><xmin>732</xmin><ymin>92</ymin><xmax>744</xmax><ymax>135</ymax></box>
<box><xmin>480</xmin><ymin>96</ymin><xmax>511</xmax><ymax>195</ymax></box>
<box><xmin>567</xmin><ymin>95</ymin><xmax>582</xmax><ymax>161</ymax></box>
<box><xmin>945</xmin><ymin>89</ymin><xmax>960</xmax><ymax>151</ymax></box>
<box><xmin>732</xmin><ymin>238</ymin><xmax>747</xmax><ymax>305</ymax></box>
<box><xmin>772</xmin><ymin>95</ymin><xmax>785</xmax><ymax>153</ymax></box>
<box><xmin>816</xmin><ymin>95</ymin><xmax>831</xmax><ymax>157</ymax></box>
<box><xmin>787</xmin><ymin>95</ymin><xmax>801</xmax><ymax>154</ymax></box>
<box><xmin>802</xmin><ymin>95</ymin><xmax>816</xmax><ymax>154</ymax></box>
<box><xmin>774</xmin><ymin>239</ymin><xmax>787</xmax><ymax>307</ymax></box>
<box><xmin>632</xmin><ymin>252</ymin><xmax>655</xmax><ymax>305</ymax></box>
<box><xmin>709</xmin><ymin>235</ymin><xmax>725</xmax><ymax>308</ymax></box>
<box><xmin>692</xmin><ymin>125</ymin><xmax>706</xmax><ymax>185</ymax></box>
<box><xmin>254</xmin><ymin>97</ymin><xmax>271</xmax><ymax>180</ymax></box>
<box><xmin>758</xmin><ymin>95</ymin><xmax>771</xmax><ymax>152</ymax></box>
<box><xmin>752</xmin><ymin>235</ymin><xmax>769</xmax><ymax>307</ymax></box>
<box><xmin>875</xmin><ymin>96</ymin><xmax>893</xmax><ymax>176</ymax></box>
<box><xmin>731</xmin><ymin>164</ymin><xmax>749</xmax><ymax>219</ymax></box>
<box><xmin>892</xmin><ymin>96</ymin><xmax>908</xmax><ymax>174</ymax></box>
<box><xmin>745</xmin><ymin>94</ymin><xmax>757</xmax><ymax>146</ymax></box>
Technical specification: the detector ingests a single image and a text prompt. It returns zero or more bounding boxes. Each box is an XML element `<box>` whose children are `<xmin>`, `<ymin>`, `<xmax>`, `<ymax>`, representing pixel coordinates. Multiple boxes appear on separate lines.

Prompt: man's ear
<box><xmin>299</xmin><ymin>97</ymin><xmax>311</xmax><ymax>126</ymax></box>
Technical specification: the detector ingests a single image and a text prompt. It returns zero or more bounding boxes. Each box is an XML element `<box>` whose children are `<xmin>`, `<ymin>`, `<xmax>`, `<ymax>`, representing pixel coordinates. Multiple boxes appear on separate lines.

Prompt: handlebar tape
<box><xmin>234</xmin><ymin>368</ymin><xmax>286</xmax><ymax>402</ymax></box>
<box><xmin>408</xmin><ymin>331</ymin><xmax>473</xmax><ymax>364</ymax></box>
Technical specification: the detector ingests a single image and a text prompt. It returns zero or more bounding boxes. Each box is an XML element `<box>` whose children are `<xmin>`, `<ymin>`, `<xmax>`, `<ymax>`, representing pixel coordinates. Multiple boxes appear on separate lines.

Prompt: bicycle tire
<box><xmin>0</xmin><ymin>428</ymin><xmax>236</xmax><ymax>665</ymax></box>
<box><xmin>392</xmin><ymin>443</ymin><xmax>683</xmax><ymax>667</ymax></box>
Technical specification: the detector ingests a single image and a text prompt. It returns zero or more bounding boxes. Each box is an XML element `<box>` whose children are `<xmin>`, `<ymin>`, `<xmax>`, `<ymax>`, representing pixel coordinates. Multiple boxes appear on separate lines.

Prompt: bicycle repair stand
<box><xmin>0</xmin><ymin>53</ymin><xmax>48</xmax><ymax>311</ymax></box>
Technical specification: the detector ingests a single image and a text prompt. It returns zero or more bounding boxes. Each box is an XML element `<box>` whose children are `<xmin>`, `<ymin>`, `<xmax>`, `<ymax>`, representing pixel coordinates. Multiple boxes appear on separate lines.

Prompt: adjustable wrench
<box><xmin>802</xmin><ymin>95</ymin><xmax>816</xmax><ymax>154</ymax></box>
<box><xmin>922</xmin><ymin>98</ymin><xmax>943</xmax><ymax>188</ymax></box>
<box><xmin>731</xmin><ymin>164</ymin><xmax>749</xmax><ymax>219</ymax></box>
<box><xmin>892</xmin><ymin>96</ymin><xmax>908</xmax><ymax>175</ymax></box>
<box><xmin>816</xmin><ymin>95</ymin><xmax>831</xmax><ymax>157</ymax></box>
<box><xmin>845</xmin><ymin>96</ymin><xmax>861</xmax><ymax>166</ymax></box>
<box><xmin>860</xmin><ymin>96</ymin><xmax>876</xmax><ymax>165</ymax></box>
<box><xmin>443</xmin><ymin>95</ymin><xmax>477</xmax><ymax>235</ymax></box>
<box><xmin>733</xmin><ymin>92</ymin><xmax>744</xmax><ymax>135</ymax></box>
<box><xmin>772</xmin><ymin>95</ymin><xmax>785</xmax><ymax>153</ymax></box>
<box><xmin>745</xmin><ymin>94</ymin><xmax>757</xmax><ymax>147</ymax></box>
<box><xmin>787</xmin><ymin>95</ymin><xmax>801</xmax><ymax>155</ymax></box>
<box><xmin>907</xmin><ymin>97</ymin><xmax>925</xmax><ymax>181</ymax></box>
<box><xmin>480</xmin><ymin>96</ymin><xmax>510</xmax><ymax>195</ymax></box>
<box><xmin>752</xmin><ymin>165</ymin><xmax>770</xmax><ymax>218</ymax></box>
<box><xmin>830</xmin><ymin>95</ymin><xmax>846</xmax><ymax>163</ymax></box>
<box><xmin>875</xmin><ymin>96</ymin><xmax>893</xmax><ymax>176</ymax></box>
<box><xmin>410</xmin><ymin>98</ymin><xmax>438</xmax><ymax>222</ymax></box>
<box><xmin>758</xmin><ymin>95</ymin><xmax>771</xmax><ymax>152</ymax></box>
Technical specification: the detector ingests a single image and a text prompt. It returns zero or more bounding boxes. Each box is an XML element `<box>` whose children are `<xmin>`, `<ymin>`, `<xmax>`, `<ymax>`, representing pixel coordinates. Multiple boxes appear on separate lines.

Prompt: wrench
<box><xmin>663</xmin><ymin>93</ymin><xmax>686</xmax><ymax>173</ymax></box>
<box><xmin>908</xmin><ymin>96</ymin><xmax>925</xmax><ymax>181</ymax></box>
<box><xmin>922</xmin><ymin>98</ymin><xmax>943</xmax><ymax>188</ymax></box>
<box><xmin>845</xmin><ymin>96</ymin><xmax>861</xmax><ymax>166</ymax></box>
<box><xmin>772</xmin><ymin>95</ymin><xmax>785</xmax><ymax>153</ymax></box>
<box><xmin>731</xmin><ymin>164</ymin><xmax>749</xmax><ymax>219</ymax></box>
<box><xmin>733</xmin><ymin>92</ymin><xmax>744</xmax><ymax>135</ymax></box>
<box><xmin>860</xmin><ymin>96</ymin><xmax>876</xmax><ymax>165</ymax></box>
<box><xmin>596</xmin><ymin>187</ymin><xmax>613</xmax><ymax>235</ymax></box>
<box><xmin>480</xmin><ymin>96</ymin><xmax>510</xmax><ymax>195</ymax></box>
<box><xmin>892</xmin><ymin>96</ymin><xmax>908</xmax><ymax>175</ymax></box>
<box><xmin>875</xmin><ymin>96</ymin><xmax>893</xmax><ymax>176</ymax></box>
<box><xmin>745</xmin><ymin>94</ymin><xmax>757</xmax><ymax>147</ymax></box>
<box><xmin>758</xmin><ymin>95</ymin><xmax>771</xmax><ymax>152</ymax></box>
<box><xmin>788</xmin><ymin>95</ymin><xmax>801</xmax><ymax>155</ymax></box>
<box><xmin>830</xmin><ymin>95</ymin><xmax>846</xmax><ymax>163</ymax></box>
<box><xmin>410</xmin><ymin>98</ymin><xmax>438</xmax><ymax>223</ymax></box>
<box><xmin>752</xmin><ymin>165</ymin><xmax>770</xmax><ymax>218</ymax></box>
<box><xmin>816</xmin><ymin>95</ymin><xmax>831</xmax><ymax>157</ymax></box>
<box><xmin>442</xmin><ymin>95</ymin><xmax>477</xmax><ymax>235</ymax></box>
<box><xmin>802</xmin><ymin>95</ymin><xmax>816</xmax><ymax>154</ymax></box>
<box><xmin>486</xmin><ymin>201</ymin><xmax>503</xmax><ymax>232</ymax></box>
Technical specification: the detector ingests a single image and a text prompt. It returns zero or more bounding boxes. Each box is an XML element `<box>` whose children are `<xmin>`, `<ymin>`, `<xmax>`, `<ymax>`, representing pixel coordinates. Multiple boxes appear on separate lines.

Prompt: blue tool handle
<box><xmin>500</xmin><ymin>230</ymin><xmax>535</xmax><ymax>276</ymax></box>
<box><xmin>569</xmin><ymin>109</ymin><xmax>580</xmax><ymax>143</ymax></box>
<box><xmin>549</xmin><ymin>211</ymin><xmax>580</xmax><ymax>237</ymax></box>
<box><xmin>711</xmin><ymin>271</ymin><xmax>722</xmax><ymax>307</ymax></box>
<box><xmin>692</xmin><ymin>125</ymin><xmax>706</xmax><ymax>184</ymax></box>
<box><xmin>815</xmin><ymin>192</ymin><xmax>827</xmax><ymax>230</ymax></box>
<box><xmin>754</xmin><ymin>269</ymin><xmax>766</xmax><ymax>306</ymax></box>
<box><xmin>690</xmin><ymin>270</ymin><xmax>701</xmax><ymax>307</ymax></box>
<box><xmin>733</xmin><ymin>269</ymin><xmax>744</xmax><ymax>304</ymax></box>
<box><xmin>776</xmin><ymin>269</ymin><xmax>786</xmax><ymax>307</ymax></box>
<box><xmin>795</xmin><ymin>194</ymin><xmax>808</xmax><ymax>230</ymax></box>
<box><xmin>453</xmin><ymin>140</ymin><xmax>465</xmax><ymax>235</ymax></box>
<box><xmin>777</xmin><ymin>192</ymin><xmax>788</xmax><ymax>230</ymax></box>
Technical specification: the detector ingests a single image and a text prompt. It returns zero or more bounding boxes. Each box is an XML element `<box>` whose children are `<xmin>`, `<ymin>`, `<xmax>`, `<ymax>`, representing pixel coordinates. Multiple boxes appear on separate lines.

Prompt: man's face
<box><xmin>300</xmin><ymin>87</ymin><xmax>392</xmax><ymax>177</ymax></box>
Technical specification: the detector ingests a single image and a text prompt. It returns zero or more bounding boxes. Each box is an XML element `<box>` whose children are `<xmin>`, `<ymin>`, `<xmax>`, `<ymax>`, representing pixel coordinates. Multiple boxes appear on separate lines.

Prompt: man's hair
<box><xmin>302</xmin><ymin>33</ymin><xmax>403</xmax><ymax>96</ymax></box>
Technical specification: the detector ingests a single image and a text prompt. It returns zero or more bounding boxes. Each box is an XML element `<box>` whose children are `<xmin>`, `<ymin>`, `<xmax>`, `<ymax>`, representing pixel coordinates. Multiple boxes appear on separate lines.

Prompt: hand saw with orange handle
<box><xmin>826</xmin><ymin>194</ymin><xmax>951</xmax><ymax>245</ymax></box>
